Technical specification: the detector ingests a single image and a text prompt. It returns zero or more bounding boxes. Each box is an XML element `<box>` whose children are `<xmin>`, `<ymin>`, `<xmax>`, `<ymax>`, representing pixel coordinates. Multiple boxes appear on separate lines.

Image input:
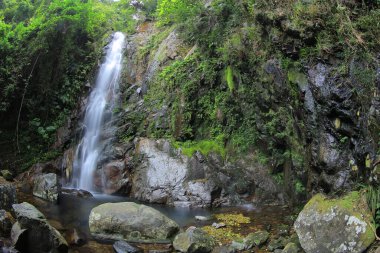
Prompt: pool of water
<box><xmin>17</xmin><ymin>191</ymin><xmax>293</xmax><ymax>253</ymax></box>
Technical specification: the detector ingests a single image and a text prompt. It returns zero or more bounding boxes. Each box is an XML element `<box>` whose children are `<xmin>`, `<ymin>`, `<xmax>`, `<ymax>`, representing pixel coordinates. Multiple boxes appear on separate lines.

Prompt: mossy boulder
<box><xmin>173</xmin><ymin>227</ymin><xmax>216</xmax><ymax>253</ymax></box>
<box><xmin>294</xmin><ymin>191</ymin><xmax>375</xmax><ymax>253</ymax></box>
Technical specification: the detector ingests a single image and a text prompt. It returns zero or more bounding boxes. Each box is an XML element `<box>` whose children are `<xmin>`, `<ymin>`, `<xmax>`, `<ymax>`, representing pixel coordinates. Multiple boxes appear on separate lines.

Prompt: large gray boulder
<box><xmin>132</xmin><ymin>138</ymin><xmax>219</xmax><ymax>208</ymax></box>
<box><xmin>0</xmin><ymin>177</ymin><xmax>17</xmax><ymax>211</ymax></box>
<box><xmin>33</xmin><ymin>173</ymin><xmax>60</xmax><ymax>203</ymax></box>
<box><xmin>89</xmin><ymin>202</ymin><xmax>179</xmax><ymax>241</ymax></box>
<box><xmin>173</xmin><ymin>227</ymin><xmax>216</xmax><ymax>253</ymax></box>
<box><xmin>294</xmin><ymin>191</ymin><xmax>375</xmax><ymax>253</ymax></box>
<box><xmin>11</xmin><ymin>202</ymin><xmax>68</xmax><ymax>253</ymax></box>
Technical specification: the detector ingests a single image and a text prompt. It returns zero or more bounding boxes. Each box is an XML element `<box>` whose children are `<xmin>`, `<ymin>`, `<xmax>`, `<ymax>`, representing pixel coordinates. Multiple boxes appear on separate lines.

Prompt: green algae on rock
<box><xmin>294</xmin><ymin>191</ymin><xmax>375</xmax><ymax>253</ymax></box>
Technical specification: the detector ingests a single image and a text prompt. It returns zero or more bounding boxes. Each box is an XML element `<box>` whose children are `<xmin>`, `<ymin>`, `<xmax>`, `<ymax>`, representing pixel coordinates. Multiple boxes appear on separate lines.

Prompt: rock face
<box><xmin>33</xmin><ymin>173</ymin><xmax>60</xmax><ymax>203</ymax></box>
<box><xmin>11</xmin><ymin>202</ymin><xmax>68</xmax><ymax>253</ymax></box>
<box><xmin>294</xmin><ymin>191</ymin><xmax>375</xmax><ymax>253</ymax></box>
<box><xmin>173</xmin><ymin>227</ymin><xmax>216</xmax><ymax>253</ymax></box>
<box><xmin>89</xmin><ymin>202</ymin><xmax>179</xmax><ymax>241</ymax></box>
<box><xmin>16</xmin><ymin>162</ymin><xmax>60</xmax><ymax>193</ymax></box>
<box><xmin>132</xmin><ymin>138</ymin><xmax>220</xmax><ymax>208</ymax></box>
<box><xmin>0</xmin><ymin>177</ymin><xmax>17</xmax><ymax>211</ymax></box>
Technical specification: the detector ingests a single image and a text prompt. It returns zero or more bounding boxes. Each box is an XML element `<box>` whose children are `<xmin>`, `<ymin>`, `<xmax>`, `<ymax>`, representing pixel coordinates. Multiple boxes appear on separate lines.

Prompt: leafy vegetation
<box><xmin>0</xmin><ymin>0</ymin><xmax>137</xmax><ymax>171</ymax></box>
<box><xmin>366</xmin><ymin>185</ymin><xmax>380</xmax><ymax>233</ymax></box>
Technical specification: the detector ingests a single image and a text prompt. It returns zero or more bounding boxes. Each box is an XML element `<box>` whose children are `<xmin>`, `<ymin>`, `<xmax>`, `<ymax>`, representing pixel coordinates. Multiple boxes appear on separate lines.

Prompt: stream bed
<box><xmin>18</xmin><ymin>191</ymin><xmax>294</xmax><ymax>253</ymax></box>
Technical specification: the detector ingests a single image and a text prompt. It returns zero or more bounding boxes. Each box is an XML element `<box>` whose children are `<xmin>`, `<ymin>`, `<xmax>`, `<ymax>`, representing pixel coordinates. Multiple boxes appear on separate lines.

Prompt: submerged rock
<box><xmin>173</xmin><ymin>227</ymin><xmax>216</xmax><ymax>253</ymax></box>
<box><xmin>33</xmin><ymin>173</ymin><xmax>60</xmax><ymax>203</ymax></box>
<box><xmin>61</xmin><ymin>188</ymin><xmax>93</xmax><ymax>198</ymax></box>
<box><xmin>113</xmin><ymin>240</ymin><xmax>143</xmax><ymax>253</ymax></box>
<box><xmin>0</xmin><ymin>177</ymin><xmax>17</xmax><ymax>211</ymax></box>
<box><xmin>11</xmin><ymin>202</ymin><xmax>68</xmax><ymax>253</ymax></box>
<box><xmin>294</xmin><ymin>191</ymin><xmax>375</xmax><ymax>253</ymax></box>
<box><xmin>89</xmin><ymin>202</ymin><xmax>179</xmax><ymax>241</ymax></box>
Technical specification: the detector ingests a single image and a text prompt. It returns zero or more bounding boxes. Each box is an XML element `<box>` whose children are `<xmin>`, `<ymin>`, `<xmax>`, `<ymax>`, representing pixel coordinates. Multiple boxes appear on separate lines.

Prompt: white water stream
<box><xmin>72</xmin><ymin>32</ymin><xmax>125</xmax><ymax>191</ymax></box>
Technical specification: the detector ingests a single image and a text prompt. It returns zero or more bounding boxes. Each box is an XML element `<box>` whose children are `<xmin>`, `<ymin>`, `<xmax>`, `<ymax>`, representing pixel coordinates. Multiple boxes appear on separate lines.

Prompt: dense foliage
<box><xmin>0</xmin><ymin>0</ymin><xmax>136</xmax><ymax>170</ymax></box>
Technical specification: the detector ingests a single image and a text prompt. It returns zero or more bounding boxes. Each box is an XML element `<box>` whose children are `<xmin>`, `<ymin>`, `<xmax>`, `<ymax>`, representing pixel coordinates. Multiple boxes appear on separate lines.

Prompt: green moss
<box><xmin>173</xmin><ymin>136</ymin><xmax>226</xmax><ymax>158</ymax></box>
<box><xmin>306</xmin><ymin>191</ymin><xmax>361</xmax><ymax>212</ymax></box>
<box><xmin>225</xmin><ymin>66</ymin><xmax>235</xmax><ymax>92</ymax></box>
<box><xmin>287</xmin><ymin>70</ymin><xmax>308</xmax><ymax>89</ymax></box>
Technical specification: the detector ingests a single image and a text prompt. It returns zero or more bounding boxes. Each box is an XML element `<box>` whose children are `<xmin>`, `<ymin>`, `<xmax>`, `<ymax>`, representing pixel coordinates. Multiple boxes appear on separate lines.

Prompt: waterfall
<box><xmin>72</xmin><ymin>32</ymin><xmax>125</xmax><ymax>191</ymax></box>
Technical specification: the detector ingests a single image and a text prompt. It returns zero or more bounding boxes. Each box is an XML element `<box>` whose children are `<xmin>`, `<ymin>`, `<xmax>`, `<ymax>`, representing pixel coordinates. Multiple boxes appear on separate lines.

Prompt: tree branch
<box><xmin>16</xmin><ymin>52</ymin><xmax>41</xmax><ymax>153</ymax></box>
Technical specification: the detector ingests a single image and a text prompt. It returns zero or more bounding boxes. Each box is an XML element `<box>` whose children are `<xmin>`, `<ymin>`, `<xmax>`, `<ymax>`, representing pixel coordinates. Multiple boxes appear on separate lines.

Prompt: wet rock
<box><xmin>294</xmin><ymin>192</ymin><xmax>375</xmax><ymax>253</ymax></box>
<box><xmin>61</xmin><ymin>148</ymin><xmax>75</xmax><ymax>185</ymax></box>
<box><xmin>1</xmin><ymin>170</ymin><xmax>13</xmax><ymax>181</ymax></box>
<box><xmin>244</xmin><ymin>230</ymin><xmax>270</xmax><ymax>248</ymax></box>
<box><xmin>16</xmin><ymin>162</ymin><xmax>60</xmax><ymax>193</ymax></box>
<box><xmin>33</xmin><ymin>173</ymin><xmax>60</xmax><ymax>203</ymax></box>
<box><xmin>65</xmin><ymin>228</ymin><xmax>86</xmax><ymax>246</ymax></box>
<box><xmin>0</xmin><ymin>210</ymin><xmax>15</xmax><ymax>237</ymax></box>
<box><xmin>101</xmin><ymin>160</ymin><xmax>130</xmax><ymax>195</ymax></box>
<box><xmin>113</xmin><ymin>241</ymin><xmax>143</xmax><ymax>253</ymax></box>
<box><xmin>11</xmin><ymin>202</ymin><xmax>68</xmax><ymax>253</ymax></box>
<box><xmin>0</xmin><ymin>177</ymin><xmax>17</xmax><ymax>211</ymax></box>
<box><xmin>282</xmin><ymin>242</ymin><xmax>299</xmax><ymax>253</ymax></box>
<box><xmin>89</xmin><ymin>202</ymin><xmax>179</xmax><ymax>241</ymax></box>
<box><xmin>61</xmin><ymin>188</ymin><xmax>93</xmax><ymax>198</ymax></box>
<box><xmin>173</xmin><ymin>227</ymin><xmax>216</xmax><ymax>253</ymax></box>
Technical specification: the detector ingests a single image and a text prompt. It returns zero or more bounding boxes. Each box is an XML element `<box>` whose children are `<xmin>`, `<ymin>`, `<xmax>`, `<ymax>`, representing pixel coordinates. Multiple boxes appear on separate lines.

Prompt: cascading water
<box><xmin>71</xmin><ymin>32</ymin><xmax>125</xmax><ymax>191</ymax></box>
